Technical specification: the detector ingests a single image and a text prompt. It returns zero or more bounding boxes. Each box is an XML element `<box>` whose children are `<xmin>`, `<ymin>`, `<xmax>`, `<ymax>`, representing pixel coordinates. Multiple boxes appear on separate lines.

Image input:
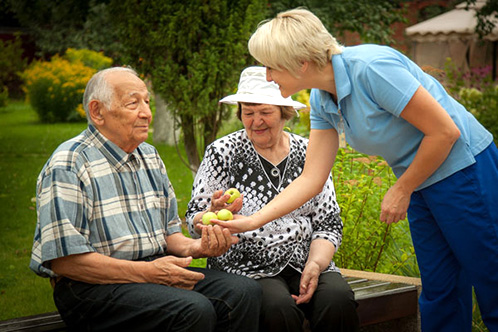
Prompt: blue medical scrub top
<box><xmin>310</xmin><ymin>44</ymin><xmax>493</xmax><ymax>190</ymax></box>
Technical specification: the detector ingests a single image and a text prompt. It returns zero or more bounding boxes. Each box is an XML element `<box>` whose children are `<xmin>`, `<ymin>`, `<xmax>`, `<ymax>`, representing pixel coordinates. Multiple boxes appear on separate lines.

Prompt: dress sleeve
<box><xmin>309</xmin><ymin>175</ymin><xmax>343</xmax><ymax>250</ymax></box>
<box><xmin>185</xmin><ymin>143</ymin><xmax>230</xmax><ymax>238</ymax></box>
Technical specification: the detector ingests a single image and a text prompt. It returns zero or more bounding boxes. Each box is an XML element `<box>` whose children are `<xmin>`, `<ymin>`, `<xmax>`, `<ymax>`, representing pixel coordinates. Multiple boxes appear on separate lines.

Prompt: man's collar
<box><xmin>87</xmin><ymin>125</ymin><xmax>141</xmax><ymax>171</ymax></box>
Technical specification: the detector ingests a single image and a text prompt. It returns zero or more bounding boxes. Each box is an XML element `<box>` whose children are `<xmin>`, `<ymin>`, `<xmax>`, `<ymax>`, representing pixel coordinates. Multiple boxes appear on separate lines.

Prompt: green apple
<box><xmin>224</xmin><ymin>188</ymin><xmax>241</xmax><ymax>204</ymax></box>
<box><xmin>217</xmin><ymin>208</ymin><xmax>233</xmax><ymax>221</ymax></box>
<box><xmin>202</xmin><ymin>211</ymin><xmax>218</xmax><ymax>225</ymax></box>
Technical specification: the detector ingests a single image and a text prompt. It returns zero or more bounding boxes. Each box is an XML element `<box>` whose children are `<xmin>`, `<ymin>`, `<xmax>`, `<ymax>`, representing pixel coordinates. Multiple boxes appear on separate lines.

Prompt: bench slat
<box><xmin>0</xmin><ymin>312</ymin><xmax>65</xmax><ymax>332</ymax></box>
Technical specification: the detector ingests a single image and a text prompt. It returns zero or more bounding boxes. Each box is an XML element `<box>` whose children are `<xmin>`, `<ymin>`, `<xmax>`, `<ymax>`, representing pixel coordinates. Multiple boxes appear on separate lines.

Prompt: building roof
<box><xmin>406</xmin><ymin>0</ymin><xmax>498</xmax><ymax>42</ymax></box>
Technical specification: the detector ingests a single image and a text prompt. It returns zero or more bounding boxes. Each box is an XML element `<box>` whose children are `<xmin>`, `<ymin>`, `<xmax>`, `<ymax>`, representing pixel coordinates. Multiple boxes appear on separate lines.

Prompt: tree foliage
<box><xmin>8</xmin><ymin>0</ymin><xmax>409</xmax><ymax>170</ymax></box>
<box><xmin>8</xmin><ymin>0</ymin><xmax>121</xmax><ymax>58</ymax></box>
<box><xmin>109</xmin><ymin>0</ymin><xmax>266</xmax><ymax>171</ymax></box>
<box><xmin>268</xmin><ymin>0</ymin><xmax>407</xmax><ymax>44</ymax></box>
<box><xmin>464</xmin><ymin>0</ymin><xmax>498</xmax><ymax>38</ymax></box>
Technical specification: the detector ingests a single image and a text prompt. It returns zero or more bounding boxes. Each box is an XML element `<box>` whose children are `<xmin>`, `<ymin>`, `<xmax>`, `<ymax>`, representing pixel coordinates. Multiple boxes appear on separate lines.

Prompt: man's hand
<box><xmin>292</xmin><ymin>261</ymin><xmax>320</xmax><ymax>304</ymax></box>
<box><xmin>193</xmin><ymin>224</ymin><xmax>239</xmax><ymax>257</ymax></box>
<box><xmin>150</xmin><ymin>256</ymin><xmax>204</xmax><ymax>290</ymax></box>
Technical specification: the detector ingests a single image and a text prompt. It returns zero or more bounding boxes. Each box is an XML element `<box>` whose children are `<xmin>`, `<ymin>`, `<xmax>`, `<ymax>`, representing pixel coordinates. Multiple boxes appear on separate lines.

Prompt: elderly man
<box><xmin>30</xmin><ymin>67</ymin><xmax>262</xmax><ymax>331</ymax></box>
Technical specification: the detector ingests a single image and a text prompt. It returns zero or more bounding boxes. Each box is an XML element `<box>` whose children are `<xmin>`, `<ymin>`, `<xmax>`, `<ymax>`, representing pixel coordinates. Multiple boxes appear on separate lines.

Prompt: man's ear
<box><xmin>88</xmin><ymin>100</ymin><xmax>104</xmax><ymax>125</ymax></box>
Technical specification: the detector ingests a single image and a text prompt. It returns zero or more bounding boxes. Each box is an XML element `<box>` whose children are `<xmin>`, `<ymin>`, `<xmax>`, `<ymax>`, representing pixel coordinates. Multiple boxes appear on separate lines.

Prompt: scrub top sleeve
<box><xmin>364</xmin><ymin>59</ymin><xmax>421</xmax><ymax>117</ymax></box>
<box><xmin>309</xmin><ymin>89</ymin><xmax>335</xmax><ymax>130</ymax></box>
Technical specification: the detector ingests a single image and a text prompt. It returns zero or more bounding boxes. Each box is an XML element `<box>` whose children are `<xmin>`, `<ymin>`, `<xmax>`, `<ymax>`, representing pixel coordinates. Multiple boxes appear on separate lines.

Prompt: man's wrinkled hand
<box><xmin>196</xmin><ymin>225</ymin><xmax>239</xmax><ymax>257</ymax></box>
<box><xmin>151</xmin><ymin>256</ymin><xmax>204</xmax><ymax>290</ymax></box>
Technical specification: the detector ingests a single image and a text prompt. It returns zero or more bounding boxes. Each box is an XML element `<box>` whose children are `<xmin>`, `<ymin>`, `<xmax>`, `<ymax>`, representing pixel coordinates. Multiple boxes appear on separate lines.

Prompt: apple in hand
<box><xmin>202</xmin><ymin>211</ymin><xmax>218</xmax><ymax>225</ymax></box>
<box><xmin>217</xmin><ymin>208</ymin><xmax>233</xmax><ymax>221</ymax></box>
<box><xmin>224</xmin><ymin>188</ymin><xmax>241</xmax><ymax>204</ymax></box>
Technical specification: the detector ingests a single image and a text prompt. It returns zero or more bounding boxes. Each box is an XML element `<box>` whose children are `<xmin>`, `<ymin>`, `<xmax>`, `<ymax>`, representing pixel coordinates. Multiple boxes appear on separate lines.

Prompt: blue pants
<box><xmin>53</xmin><ymin>267</ymin><xmax>262</xmax><ymax>332</ymax></box>
<box><xmin>408</xmin><ymin>143</ymin><xmax>498</xmax><ymax>332</ymax></box>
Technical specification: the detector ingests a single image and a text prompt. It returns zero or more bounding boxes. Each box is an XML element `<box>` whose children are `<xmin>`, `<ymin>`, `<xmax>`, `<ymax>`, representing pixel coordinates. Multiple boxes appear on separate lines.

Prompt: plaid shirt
<box><xmin>30</xmin><ymin>125</ymin><xmax>182</xmax><ymax>278</ymax></box>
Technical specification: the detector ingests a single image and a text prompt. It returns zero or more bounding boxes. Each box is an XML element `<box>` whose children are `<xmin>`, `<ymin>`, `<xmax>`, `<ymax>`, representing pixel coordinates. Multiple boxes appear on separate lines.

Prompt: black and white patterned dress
<box><xmin>186</xmin><ymin>129</ymin><xmax>343</xmax><ymax>278</ymax></box>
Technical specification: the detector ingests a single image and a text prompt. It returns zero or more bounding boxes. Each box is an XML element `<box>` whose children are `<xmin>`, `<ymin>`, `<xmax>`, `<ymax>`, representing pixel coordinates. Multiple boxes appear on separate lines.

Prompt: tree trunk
<box><xmin>180</xmin><ymin>113</ymin><xmax>200</xmax><ymax>174</ymax></box>
<box><xmin>152</xmin><ymin>92</ymin><xmax>178</xmax><ymax>146</ymax></box>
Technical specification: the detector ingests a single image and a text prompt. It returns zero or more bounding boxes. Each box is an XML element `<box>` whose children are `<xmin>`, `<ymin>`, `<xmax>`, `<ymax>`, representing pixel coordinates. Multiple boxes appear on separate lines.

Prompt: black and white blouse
<box><xmin>186</xmin><ymin>129</ymin><xmax>343</xmax><ymax>278</ymax></box>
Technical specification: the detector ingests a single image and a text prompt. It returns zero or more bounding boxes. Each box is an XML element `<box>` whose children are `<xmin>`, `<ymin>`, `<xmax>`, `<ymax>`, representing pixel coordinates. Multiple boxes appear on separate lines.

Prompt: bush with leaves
<box><xmin>332</xmin><ymin>147</ymin><xmax>418</xmax><ymax>275</ymax></box>
<box><xmin>21</xmin><ymin>49</ymin><xmax>112</xmax><ymax>123</ymax></box>
<box><xmin>442</xmin><ymin>58</ymin><xmax>498</xmax><ymax>145</ymax></box>
<box><xmin>64</xmin><ymin>48</ymin><xmax>113</xmax><ymax>71</ymax></box>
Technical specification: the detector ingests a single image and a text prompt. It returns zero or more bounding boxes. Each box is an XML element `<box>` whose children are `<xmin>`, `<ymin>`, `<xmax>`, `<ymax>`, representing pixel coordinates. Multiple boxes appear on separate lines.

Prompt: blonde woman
<box><xmin>212</xmin><ymin>8</ymin><xmax>498</xmax><ymax>332</ymax></box>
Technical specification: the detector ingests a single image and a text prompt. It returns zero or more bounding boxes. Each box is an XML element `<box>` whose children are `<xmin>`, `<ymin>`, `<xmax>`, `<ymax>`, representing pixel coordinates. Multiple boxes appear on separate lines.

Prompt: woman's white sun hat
<box><xmin>219</xmin><ymin>66</ymin><xmax>306</xmax><ymax>110</ymax></box>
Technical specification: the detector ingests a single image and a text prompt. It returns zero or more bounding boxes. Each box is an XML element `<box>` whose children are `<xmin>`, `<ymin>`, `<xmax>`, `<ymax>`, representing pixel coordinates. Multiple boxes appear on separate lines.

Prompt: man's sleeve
<box><xmin>30</xmin><ymin>168</ymin><xmax>95</xmax><ymax>277</ymax></box>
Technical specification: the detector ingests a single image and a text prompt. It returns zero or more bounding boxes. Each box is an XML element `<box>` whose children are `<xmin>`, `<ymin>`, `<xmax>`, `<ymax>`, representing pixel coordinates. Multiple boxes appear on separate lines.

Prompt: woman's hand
<box><xmin>379</xmin><ymin>85</ymin><xmax>460</xmax><ymax>225</ymax></box>
<box><xmin>193</xmin><ymin>190</ymin><xmax>244</xmax><ymax>234</ymax></box>
<box><xmin>210</xmin><ymin>214</ymin><xmax>261</xmax><ymax>234</ymax></box>
<box><xmin>292</xmin><ymin>261</ymin><xmax>320</xmax><ymax>304</ymax></box>
<box><xmin>380</xmin><ymin>182</ymin><xmax>411</xmax><ymax>224</ymax></box>
<box><xmin>210</xmin><ymin>189</ymin><xmax>243</xmax><ymax>213</ymax></box>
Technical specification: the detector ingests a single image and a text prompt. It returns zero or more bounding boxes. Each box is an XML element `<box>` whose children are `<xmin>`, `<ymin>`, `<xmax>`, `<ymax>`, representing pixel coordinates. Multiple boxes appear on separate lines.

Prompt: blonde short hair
<box><xmin>248</xmin><ymin>8</ymin><xmax>342</xmax><ymax>77</ymax></box>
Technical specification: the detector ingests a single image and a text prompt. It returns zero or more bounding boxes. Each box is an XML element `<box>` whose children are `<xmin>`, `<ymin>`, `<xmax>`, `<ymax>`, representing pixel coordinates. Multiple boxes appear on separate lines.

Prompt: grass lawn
<box><xmin>0</xmin><ymin>101</ymin><xmax>198</xmax><ymax>320</ymax></box>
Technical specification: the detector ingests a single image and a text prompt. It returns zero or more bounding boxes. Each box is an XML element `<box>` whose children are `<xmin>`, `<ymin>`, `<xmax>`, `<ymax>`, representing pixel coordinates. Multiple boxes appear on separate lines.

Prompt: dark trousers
<box><xmin>257</xmin><ymin>267</ymin><xmax>359</xmax><ymax>332</ymax></box>
<box><xmin>53</xmin><ymin>267</ymin><xmax>262</xmax><ymax>332</ymax></box>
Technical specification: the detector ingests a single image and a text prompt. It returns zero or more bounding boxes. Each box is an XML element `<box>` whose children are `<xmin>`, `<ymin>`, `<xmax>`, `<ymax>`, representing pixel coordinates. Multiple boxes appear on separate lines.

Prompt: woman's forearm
<box><xmin>306</xmin><ymin>239</ymin><xmax>336</xmax><ymax>272</ymax></box>
<box><xmin>397</xmin><ymin>86</ymin><xmax>461</xmax><ymax>192</ymax></box>
<box><xmin>396</xmin><ymin>130</ymin><xmax>459</xmax><ymax>193</ymax></box>
<box><xmin>252</xmin><ymin>128</ymin><xmax>339</xmax><ymax>226</ymax></box>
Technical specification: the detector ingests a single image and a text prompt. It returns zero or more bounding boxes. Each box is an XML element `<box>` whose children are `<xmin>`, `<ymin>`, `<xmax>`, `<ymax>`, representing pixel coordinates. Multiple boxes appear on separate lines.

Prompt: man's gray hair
<box><xmin>83</xmin><ymin>67</ymin><xmax>139</xmax><ymax>124</ymax></box>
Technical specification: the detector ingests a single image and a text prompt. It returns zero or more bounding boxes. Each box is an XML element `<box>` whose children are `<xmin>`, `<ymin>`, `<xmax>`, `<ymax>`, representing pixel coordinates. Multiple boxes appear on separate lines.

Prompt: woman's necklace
<box><xmin>258</xmin><ymin>154</ymin><xmax>289</xmax><ymax>191</ymax></box>
<box><xmin>251</xmin><ymin>132</ymin><xmax>292</xmax><ymax>192</ymax></box>
<box><xmin>270</xmin><ymin>167</ymin><xmax>280</xmax><ymax>178</ymax></box>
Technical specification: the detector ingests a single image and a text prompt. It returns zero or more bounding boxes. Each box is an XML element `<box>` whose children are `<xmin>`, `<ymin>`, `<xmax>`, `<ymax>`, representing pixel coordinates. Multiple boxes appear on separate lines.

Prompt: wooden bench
<box><xmin>342</xmin><ymin>269</ymin><xmax>421</xmax><ymax>331</ymax></box>
<box><xmin>0</xmin><ymin>312</ymin><xmax>65</xmax><ymax>332</ymax></box>
<box><xmin>0</xmin><ymin>270</ymin><xmax>420</xmax><ymax>332</ymax></box>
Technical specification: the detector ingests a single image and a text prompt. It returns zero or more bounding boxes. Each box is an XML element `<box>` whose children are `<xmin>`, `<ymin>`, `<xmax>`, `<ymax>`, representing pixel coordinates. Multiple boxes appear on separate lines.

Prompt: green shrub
<box><xmin>443</xmin><ymin>58</ymin><xmax>498</xmax><ymax>145</ymax></box>
<box><xmin>64</xmin><ymin>48</ymin><xmax>113</xmax><ymax>70</ymax></box>
<box><xmin>20</xmin><ymin>49</ymin><xmax>112</xmax><ymax>123</ymax></box>
<box><xmin>332</xmin><ymin>147</ymin><xmax>417</xmax><ymax>275</ymax></box>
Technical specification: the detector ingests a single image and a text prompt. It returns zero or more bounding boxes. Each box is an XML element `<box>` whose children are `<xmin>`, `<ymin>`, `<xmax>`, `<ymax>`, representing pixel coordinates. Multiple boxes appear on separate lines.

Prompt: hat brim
<box><xmin>219</xmin><ymin>94</ymin><xmax>307</xmax><ymax>110</ymax></box>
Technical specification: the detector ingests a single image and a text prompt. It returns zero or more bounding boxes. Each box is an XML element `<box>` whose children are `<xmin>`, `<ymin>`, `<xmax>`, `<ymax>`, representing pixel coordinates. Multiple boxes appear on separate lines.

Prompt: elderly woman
<box><xmin>186</xmin><ymin>66</ymin><xmax>359</xmax><ymax>332</ymax></box>
<box><xmin>213</xmin><ymin>8</ymin><xmax>498</xmax><ymax>332</ymax></box>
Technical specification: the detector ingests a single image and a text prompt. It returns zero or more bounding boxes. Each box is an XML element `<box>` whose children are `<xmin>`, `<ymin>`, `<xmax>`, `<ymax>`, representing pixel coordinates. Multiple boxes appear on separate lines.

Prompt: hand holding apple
<box><xmin>224</xmin><ymin>188</ymin><xmax>241</xmax><ymax>204</ymax></box>
<box><xmin>209</xmin><ymin>189</ymin><xmax>243</xmax><ymax>215</ymax></box>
